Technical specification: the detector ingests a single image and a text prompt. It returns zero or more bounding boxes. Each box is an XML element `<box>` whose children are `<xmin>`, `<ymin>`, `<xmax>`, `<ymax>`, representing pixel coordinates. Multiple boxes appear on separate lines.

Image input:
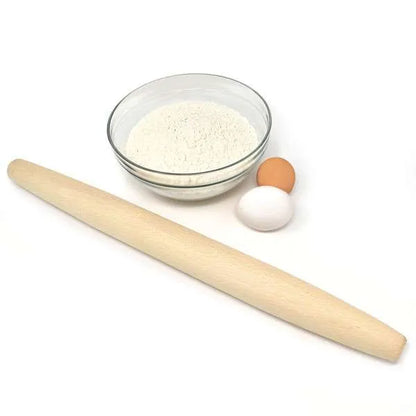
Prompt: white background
<box><xmin>1</xmin><ymin>1</ymin><xmax>415</xmax><ymax>415</ymax></box>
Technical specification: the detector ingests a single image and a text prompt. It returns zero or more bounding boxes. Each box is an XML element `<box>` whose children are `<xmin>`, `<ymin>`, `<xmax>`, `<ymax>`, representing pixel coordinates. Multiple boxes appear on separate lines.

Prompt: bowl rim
<box><xmin>107</xmin><ymin>73</ymin><xmax>272</xmax><ymax>176</ymax></box>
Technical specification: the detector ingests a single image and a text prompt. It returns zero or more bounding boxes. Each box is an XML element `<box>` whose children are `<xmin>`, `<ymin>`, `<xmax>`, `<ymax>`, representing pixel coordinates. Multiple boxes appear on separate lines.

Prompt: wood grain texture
<box><xmin>7</xmin><ymin>159</ymin><xmax>406</xmax><ymax>361</ymax></box>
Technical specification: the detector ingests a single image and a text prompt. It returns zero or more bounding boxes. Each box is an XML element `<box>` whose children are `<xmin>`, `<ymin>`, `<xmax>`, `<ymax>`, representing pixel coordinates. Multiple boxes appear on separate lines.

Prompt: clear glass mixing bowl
<box><xmin>107</xmin><ymin>74</ymin><xmax>272</xmax><ymax>200</ymax></box>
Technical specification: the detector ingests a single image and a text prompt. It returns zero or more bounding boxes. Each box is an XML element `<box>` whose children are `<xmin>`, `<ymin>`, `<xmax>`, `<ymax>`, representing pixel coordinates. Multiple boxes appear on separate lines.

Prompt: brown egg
<box><xmin>256</xmin><ymin>157</ymin><xmax>296</xmax><ymax>193</ymax></box>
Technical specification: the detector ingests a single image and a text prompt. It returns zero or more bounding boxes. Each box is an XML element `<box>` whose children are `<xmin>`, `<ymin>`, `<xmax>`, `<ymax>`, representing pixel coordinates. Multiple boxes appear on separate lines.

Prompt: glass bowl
<box><xmin>107</xmin><ymin>74</ymin><xmax>272</xmax><ymax>200</ymax></box>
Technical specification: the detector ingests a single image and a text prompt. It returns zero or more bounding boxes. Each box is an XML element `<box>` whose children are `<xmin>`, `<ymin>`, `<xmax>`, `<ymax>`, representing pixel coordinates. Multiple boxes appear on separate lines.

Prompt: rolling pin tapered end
<box><xmin>8</xmin><ymin>159</ymin><xmax>30</xmax><ymax>185</ymax></box>
<box><xmin>389</xmin><ymin>334</ymin><xmax>407</xmax><ymax>362</ymax></box>
<box><xmin>7</xmin><ymin>158</ymin><xmax>21</xmax><ymax>179</ymax></box>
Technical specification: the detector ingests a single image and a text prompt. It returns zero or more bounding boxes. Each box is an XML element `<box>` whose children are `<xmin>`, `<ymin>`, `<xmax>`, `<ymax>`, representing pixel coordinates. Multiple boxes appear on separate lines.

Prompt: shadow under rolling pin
<box><xmin>7</xmin><ymin>159</ymin><xmax>406</xmax><ymax>362</ymax></box>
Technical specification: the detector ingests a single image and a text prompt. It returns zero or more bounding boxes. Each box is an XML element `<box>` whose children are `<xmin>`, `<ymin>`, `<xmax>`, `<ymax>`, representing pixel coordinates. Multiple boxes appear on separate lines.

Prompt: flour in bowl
<box><xmin>125</xmin><ymin>101</ymin><xmax>258</xmax><ymax>173</ymax></box>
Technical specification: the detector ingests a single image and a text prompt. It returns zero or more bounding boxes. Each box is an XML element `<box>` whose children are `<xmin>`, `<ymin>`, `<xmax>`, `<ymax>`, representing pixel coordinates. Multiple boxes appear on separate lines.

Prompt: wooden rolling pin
<box><xmin>8</xmin><ymin>159</ymin><xmax>406</xmax><ymax>361</ymax></box>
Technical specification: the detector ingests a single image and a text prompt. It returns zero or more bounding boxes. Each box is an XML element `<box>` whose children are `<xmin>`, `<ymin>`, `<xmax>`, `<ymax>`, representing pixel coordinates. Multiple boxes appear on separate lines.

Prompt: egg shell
<box><xmin>256</xmin><ymin>157</ymin><xmax>296</xmax><ymax>193</ymax></box>
<box><xmin>236</xmin><ymin>186</ymin><xmax>293</xmax><ymax>231</ymax></box>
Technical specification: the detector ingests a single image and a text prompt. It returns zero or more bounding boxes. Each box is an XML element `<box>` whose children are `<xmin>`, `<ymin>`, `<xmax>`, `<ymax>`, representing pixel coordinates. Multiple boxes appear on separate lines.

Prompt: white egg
<box><xmin>236</xmin><ymin>186</ymin><xmax>294</xmax><ymax>231</ymax></box>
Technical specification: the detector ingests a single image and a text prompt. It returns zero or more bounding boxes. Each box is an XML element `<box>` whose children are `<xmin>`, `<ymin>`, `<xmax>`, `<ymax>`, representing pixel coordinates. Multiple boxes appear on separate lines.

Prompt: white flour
<box><xmin>125</xmin><ymin>101</ymin><xmax>258</xmax><ymax>173</ymax></box>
